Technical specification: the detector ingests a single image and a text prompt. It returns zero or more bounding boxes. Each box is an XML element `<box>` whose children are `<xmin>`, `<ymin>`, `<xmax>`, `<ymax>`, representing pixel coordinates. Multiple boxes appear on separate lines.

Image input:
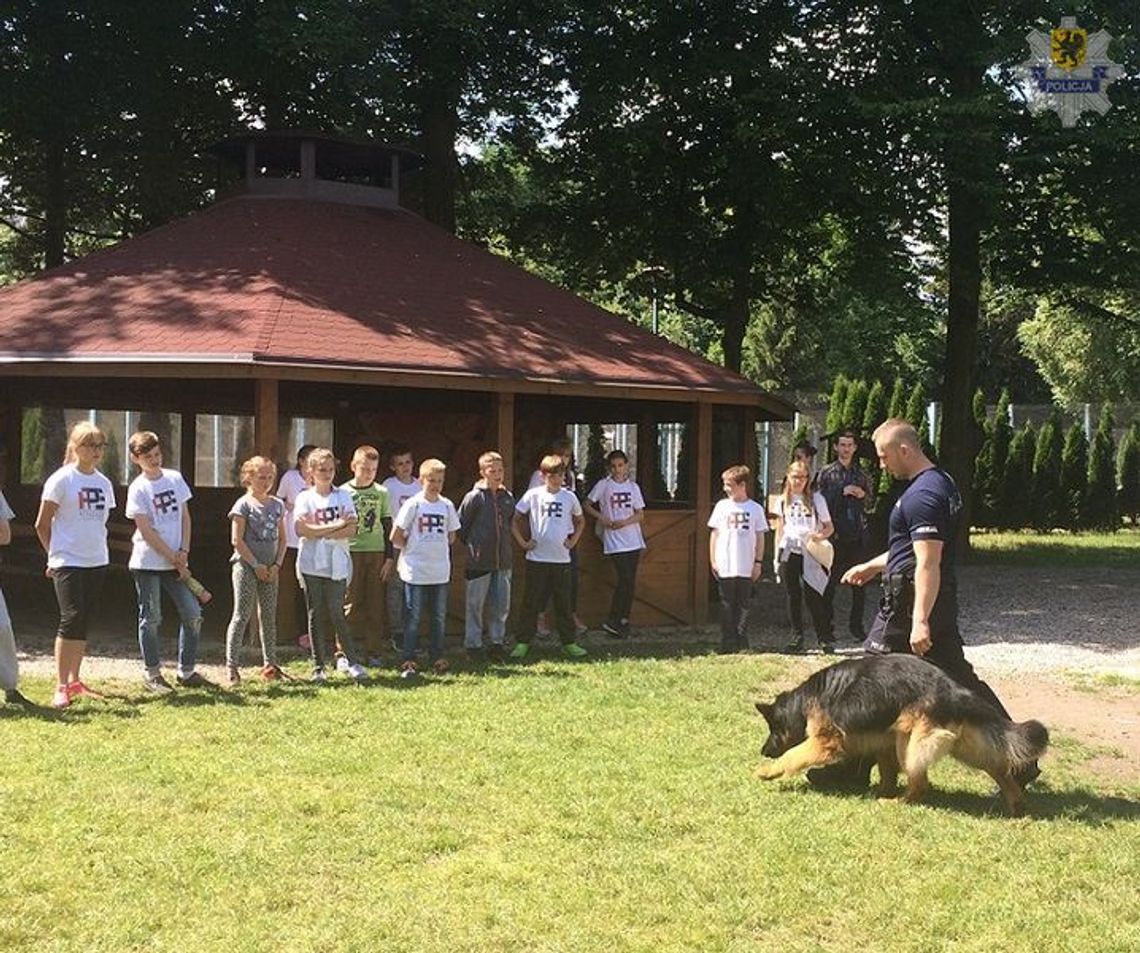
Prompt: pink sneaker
<box><xmin>67</xmin><ymin>681</ymin><xmax>105</xmax><ymax>700</ymax></box>
<box><xmin>51</xmin><ymin>684</ymin><xmax>71</xmax><ymax>709</ymax></box>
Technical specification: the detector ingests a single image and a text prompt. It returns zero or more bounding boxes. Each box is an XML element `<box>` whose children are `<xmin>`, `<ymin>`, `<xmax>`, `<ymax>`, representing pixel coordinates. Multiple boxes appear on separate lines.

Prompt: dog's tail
<box><xmin>1002</xmin><ymin>718</ymin><xmax>1049</xmax><ymax>767</ymax></box>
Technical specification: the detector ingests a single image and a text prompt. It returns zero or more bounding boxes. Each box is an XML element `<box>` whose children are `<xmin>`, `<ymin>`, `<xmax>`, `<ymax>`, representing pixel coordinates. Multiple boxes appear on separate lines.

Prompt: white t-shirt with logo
<box><xmin>41</xmin><ymin>465</ymin><xmax>116</xmax><ymax>569</ymax></box>
<box><xmin>382</xmin><ymin>476</ymin><xmax>420</xmax><ymax>519</ymax></box>
<box><xmin>515</xmin><ymin>486</ymin><xmax>582</xmax><ymax>564</ymax></box>
<box><xmin>394</xmin><ymin>493</ymin><xmax>460</xmax><ymax>585</ymax></box>
<box><xmin>587</xmin><ymin>477</ymin><xmax>647</xmax><ymax>555</ymax></box>
<box><xmin>294</xmin><ymin>486</ymin><xmax>357</xmax><ymax>581</ymax></box>
<box><xmin>707</xmin><ymin>498</ymin><xmax>770</xmax><ymax>579</ymax></box>
<box><xmin>776</xmin><ymin>492</ymin><xmax>831</xmax><ymax>558</ymax></box>
<box><xmin>126</xmin><ymin>469</ymin><xmax>192</xmax><ymax>571</ymax></box>
<box><xmin>276</xmin><ymin>467</ymin><xmax>309</xmax><ymax>550</ymax></box>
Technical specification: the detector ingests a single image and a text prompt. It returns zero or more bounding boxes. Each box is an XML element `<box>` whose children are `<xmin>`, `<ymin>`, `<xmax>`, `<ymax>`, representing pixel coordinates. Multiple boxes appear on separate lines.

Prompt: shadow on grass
<box><xmin>803</xmin><ymin>783</ymin><xmax>1140</xmax><ymax>826</ymax></box>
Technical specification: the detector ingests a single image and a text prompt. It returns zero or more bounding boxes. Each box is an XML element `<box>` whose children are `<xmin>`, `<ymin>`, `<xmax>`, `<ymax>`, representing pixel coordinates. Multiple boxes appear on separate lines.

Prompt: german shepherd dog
<box><xmin>755</xmin><ymin>655</ymin><xmax>1048</xmax><ymax>815</ymax></box>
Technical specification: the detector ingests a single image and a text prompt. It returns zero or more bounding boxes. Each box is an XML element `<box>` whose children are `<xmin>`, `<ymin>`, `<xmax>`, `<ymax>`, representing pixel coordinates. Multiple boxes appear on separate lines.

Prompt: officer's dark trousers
<box><xmin>865</xmin><ymin>586</ymin><xmax>1011</xmax><ymax>719</ymax></box>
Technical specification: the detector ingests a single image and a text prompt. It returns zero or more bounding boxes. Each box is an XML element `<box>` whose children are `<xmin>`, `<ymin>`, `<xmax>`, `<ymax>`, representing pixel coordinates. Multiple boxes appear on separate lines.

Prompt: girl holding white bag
<box><xmin>774</xmin><ymin>461</ymin><xmax>834</xmax><ymax>654</ymax></box>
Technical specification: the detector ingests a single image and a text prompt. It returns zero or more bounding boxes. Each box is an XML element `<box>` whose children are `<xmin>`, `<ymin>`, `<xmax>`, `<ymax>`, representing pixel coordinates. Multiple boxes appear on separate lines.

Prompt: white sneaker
<box><xmin>335</xmin><ymin>655</ymin><xmax>351</xmax><ymax>674</ymax></box>
<box><xmin>311</xmin><ymin>667</ymin><xmax>328</xmax><ymax>684</ymax></box>
<box><xmin>347</xmin><ymin>662</ymin><xmax>368</xmax><ymax>683</ymax></box>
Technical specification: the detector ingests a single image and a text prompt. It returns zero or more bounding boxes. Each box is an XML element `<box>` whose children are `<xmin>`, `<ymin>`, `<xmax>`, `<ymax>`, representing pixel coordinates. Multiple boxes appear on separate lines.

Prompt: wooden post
<box><xmin>254</xmin><ymin>378</ymin><xmax>279</xmax><ymax>461</ymax></box>
<box><xmin>694</xmin><ymin>400</ymin><xmax>713</xmax><ymax>624</ymax></box>
<box><xmin>495</xmin><ymin>391</ymin><xmax>515</xmax><ymax>475</ymax></box>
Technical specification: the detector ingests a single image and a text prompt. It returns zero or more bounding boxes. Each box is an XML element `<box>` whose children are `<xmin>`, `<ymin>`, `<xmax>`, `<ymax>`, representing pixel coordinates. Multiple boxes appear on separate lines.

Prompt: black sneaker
<box><xmin>175</xmin><ymin>671</ymin><xmax>217</xmax><ymax>689</ymax></box>
<box><xmin>487</xmin><ymin>643</ymin><xmax>505</xmax><ymax>662</ymax></box>
<box><xmin>4</xmin><ymin>688</ymin><xmax>35</xmax><ymax>708</ymax></box>
<box><xmin>783</xmin><ymin>636</ymin><xmax>805</xmax><ymax>654</ymax></box>
<box><xmin>144</xmin><ymin>675</ymin><xmax>175</xmax><ymax>695</ymax></box>
<box><xmin>820</xmin><ymin>641</ymin><xmax>836</xmax><ymax>655</ymax></box>
<box><xmin>601</xmin><ymin>621</ymin><xmax>625</xmax><ymax>638</ymax></box>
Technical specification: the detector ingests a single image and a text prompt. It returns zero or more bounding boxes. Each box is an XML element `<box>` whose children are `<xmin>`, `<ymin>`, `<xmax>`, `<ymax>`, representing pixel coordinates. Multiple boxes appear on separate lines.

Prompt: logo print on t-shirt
<box><xmin>315</xmin><ymin>505</ymin><xmax>340</xmax><ymax>524</ymax></box>
<box><xmin>727</xmin><ymin>511</ymin><xmax>751</xmax><ymax>530</ymax></box>
<box><xmin>361</xmin><ymin>505</ymin><xmax>377</xmax><ymax>533</ymax></box>
<box><xmin>78</xmin><ymin>486</ymin><xmax>107</xmax><ymax>511</ymax></box>
<box><xmin>153</xmin><ymin>489</ymin><xmax>179</xmax><ymax>515</ymax></box>
<box><xmin>418</xmin><ymin>512</ymin><xmax>446</xmax><ymax>534</ymax></box>
<box><xmin>540</xmin><ymin>501</ymin><xmax>564</xmax><ymax>518</ymax></box>
<box><xmin>610</xmin><ymin>490</ymin><xmax>632</xmax><ymax>509</ymax></box>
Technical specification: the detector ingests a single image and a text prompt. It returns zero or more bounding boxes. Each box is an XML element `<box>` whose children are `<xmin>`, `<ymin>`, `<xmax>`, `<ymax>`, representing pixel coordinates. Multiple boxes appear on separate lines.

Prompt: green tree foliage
<box><xmin>20</xmin><ymin>406</ymin><xmax>47</xmax><ymax>484</ymax></box>
<box><xmin>1083</xmin><ymin>404</ymin><xmax>1119</xmax><ymax>532</ymax></box>
<box><xmin>1116</xmin><ymin>422</ymin><xmax>1140</xmax><ymax>526</ymax></box>
<box><xmin>971</xmin><ymin>390</ymin><xmax>993</xmax><ymax>528</ymax></box>
<box><xmin>990</xmin><ymin>389</ymin><xmax>1013</xmax><ymax>484</ymax></box>
<box><xmin>887</xmin><ymin>378</ymin><xmax>907</xmax><ymax>421</ymax></box>
<box><xmin>863</xmin><ymin>381</ymin><xmax>886</xmax><ymax>435</ymax></box>
<box><xmin>102</xmin><ymin>430</ymin><xmax>123</xmax><ymax>486</ymax></box>
<box><xmin>1018</xmin><ymin>292</ymin><xmax>1140</xmax><ymax>405</ymax></box>
<box><xmin>824</xmin><ymin>375</ymin><xmax>849</xmax><ymax>455</ymax></box>
<box><xmin>998</xmin><ymin>423</ymin><xmax>1035</xmax><ymax>530</ymax></box>
<box><xmin>1030</xmin><ymin>409</ymin><xmax>1063</xmax><ymax>532</ymax></box>
<box><xmin>841</xmin><ymin>379</ymin><xmax>869</xmax><ymax>435</ymax></box>
<box><xmin>1059</xmin><ymin>423</ymin><xmax>1089</xmax><ymax>531</ymax></box>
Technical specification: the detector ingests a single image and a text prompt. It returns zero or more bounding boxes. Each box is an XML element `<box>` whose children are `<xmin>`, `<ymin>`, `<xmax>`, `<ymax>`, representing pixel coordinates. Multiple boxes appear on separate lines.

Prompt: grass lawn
<box><xmin>2</xmin><ymin>654</ymin><xmax>1138</xmax><ymax>953</ymax></box>
<box><xmin>970</xmin><ymin>527</ymin><xmax>1140</xmax><ymax>568</ymax></box>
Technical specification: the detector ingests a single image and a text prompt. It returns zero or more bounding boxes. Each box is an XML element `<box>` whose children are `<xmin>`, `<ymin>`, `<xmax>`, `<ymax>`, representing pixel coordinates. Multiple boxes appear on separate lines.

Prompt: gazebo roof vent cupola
<box><xmin>206</xmin><ymin>130</ymin><xmax>425</xmax><ymax>209</ymax></box>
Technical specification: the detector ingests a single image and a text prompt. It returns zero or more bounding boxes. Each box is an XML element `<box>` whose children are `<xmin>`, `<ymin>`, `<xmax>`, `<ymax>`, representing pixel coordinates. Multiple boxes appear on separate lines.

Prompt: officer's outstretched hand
<box><xmin>841</xmin><ymin>562</ymin><xmax>878</xmax><ymax>586</ymax></box>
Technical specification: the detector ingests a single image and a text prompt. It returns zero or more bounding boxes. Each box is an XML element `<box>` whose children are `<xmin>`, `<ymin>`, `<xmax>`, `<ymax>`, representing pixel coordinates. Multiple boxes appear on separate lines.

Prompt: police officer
<box><xmin>842</xmin><ymin>417</ymin><xmax>1039</xmax><ymax>787</ymax></box>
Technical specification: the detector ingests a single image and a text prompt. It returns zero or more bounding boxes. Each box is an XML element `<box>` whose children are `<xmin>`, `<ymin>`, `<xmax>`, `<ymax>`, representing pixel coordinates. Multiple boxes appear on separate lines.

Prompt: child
<box><xmin>390</xmin><ymin>458</ymin><xmax>460</xmax><ymax>677</ymax></box>
<box><xmin>527</xmin><ymin>437</ymin><xmax>587</xmax><ymax>637</ymax></box>
<box><xmin>276</xmin><ymin>443</ymin><xmax>316</xmax><ymax>645</ymax></box>
<box><xmin>511</xmin><ymin>454</ymin><xmax>587</xmax><ymax>659</ymax></box>
<box><xmin>457</xmin><ymin>451</ymin><xmax>516</xmax><ymax>661</ymax></box>
<box><xmin>341</xmin><ymin>445</ymin><xmax>394</xmax><ymax>667</ymax></box>
<box><xmin>294</xmin><ymin>448</ymin><xmax>367</xmax><ymax>683</ymax></box>
<box><xmin>382</xmin><ymin>445</ymin><xmax>418</xmax><ymax>650</ymax></box>
<box><xmin>774</xmin><ymin>460</ymin><xmax>834</xmax><ymax>654</ymax></box>
<box><xmin>126</xmin><ymin>430</ymin><xmax>212</xmax><ymax>692</ymax></box>
<box><xmin>585</xmin><ymin>449</ymin><xmax>646</xmax><ymax>638</ymax></box>
<box><xmin>707</xmin><ymin>465</ymin><xmax>768</xmax><ymax>654</ymax></box>
<box><xmin>33</xmin><ymin>422</ymin><xmax>115</xmax><ymax>708</ymax></box>
<box><xmin>223</xmin><ymin>456</ymin><xmax>288</xmax><ymax>684</ymax></box>
<box><xmin>1</xmin><ymin>486</ymin><xmax>31</xmax><ymax>708</ymax></box>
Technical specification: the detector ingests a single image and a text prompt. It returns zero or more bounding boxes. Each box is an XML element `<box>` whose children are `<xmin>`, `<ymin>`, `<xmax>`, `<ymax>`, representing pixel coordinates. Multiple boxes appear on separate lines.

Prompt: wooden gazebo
<box><xmin>0</xmin><ymin>131</ymin><xmax>792</xmax><ymax>627</ymax></box>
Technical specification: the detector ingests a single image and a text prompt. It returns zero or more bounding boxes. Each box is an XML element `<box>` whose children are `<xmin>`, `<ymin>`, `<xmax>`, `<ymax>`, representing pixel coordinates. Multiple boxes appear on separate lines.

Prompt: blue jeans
<box><xmin>132</xmin><ymin>569</ymin><xmax>202</xmax><ymax>676</ymax></box>
<box><xmin>403</xmin><ymin>582</ymin><xmax>448</xmax><ymax>663</ymax></box>
<box><xmin>464</xmin><ymin>569</ymin><xmax>511</xmax><ymax>648</ymax></box>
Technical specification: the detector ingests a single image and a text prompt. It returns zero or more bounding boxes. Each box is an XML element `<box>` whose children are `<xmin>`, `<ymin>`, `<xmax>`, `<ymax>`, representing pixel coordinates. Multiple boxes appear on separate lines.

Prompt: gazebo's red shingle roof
<box><xmin>0</xmin><ymin>197</ymin><xmax>780</xmax><ymax>403</ymax></box>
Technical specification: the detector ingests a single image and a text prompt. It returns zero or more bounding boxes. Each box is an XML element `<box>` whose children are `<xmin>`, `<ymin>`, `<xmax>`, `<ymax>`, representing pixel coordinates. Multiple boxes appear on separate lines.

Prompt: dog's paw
<box><xmin>755</xmin><ymin>762</ymin><xmax>784</xmax><ymax>781</ymax></box>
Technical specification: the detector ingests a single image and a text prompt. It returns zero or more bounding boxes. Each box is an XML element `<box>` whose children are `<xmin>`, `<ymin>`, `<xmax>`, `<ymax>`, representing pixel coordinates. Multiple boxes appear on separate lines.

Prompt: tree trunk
<box><xmin>719</xmin><ymin>291</ymin><xmax>750</xmax><ymax>374</ymax></box>
<box><xmin>941</xmin><ymin>50</ymin><xmax>986</xmax><ymax>558</ymax></box>
<box><xmin>418</xmin><ymin>78</ymin><xmax>460</xmax><ymax>233</ymax></box>
<box><xmin>43</xmin><ymin>134</ymin><xmax>67</xmax><ymax>269</ymax></box>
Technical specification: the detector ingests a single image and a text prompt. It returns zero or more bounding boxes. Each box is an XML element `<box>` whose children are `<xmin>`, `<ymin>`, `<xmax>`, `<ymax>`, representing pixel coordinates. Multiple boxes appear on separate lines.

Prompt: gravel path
<box><xmin>7</xmin><ymin>564</ymin><xmax>1138</xmax><ymax>679</ymax></box>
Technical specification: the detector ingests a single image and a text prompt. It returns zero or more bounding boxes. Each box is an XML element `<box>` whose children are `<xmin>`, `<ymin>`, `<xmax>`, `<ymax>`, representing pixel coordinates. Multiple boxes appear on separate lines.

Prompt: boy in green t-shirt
<box><xmin>341</xmin><ymin>445</ymin><xmax>394</xmax><ymax>667</ymax></box>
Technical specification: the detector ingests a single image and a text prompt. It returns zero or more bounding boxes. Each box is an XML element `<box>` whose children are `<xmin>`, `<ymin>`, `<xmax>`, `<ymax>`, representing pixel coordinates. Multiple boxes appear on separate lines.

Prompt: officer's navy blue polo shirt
<box><xmin>886</xmin><ymin>467</ymin><xmax>962</xmax><ymax>587</ymax></box>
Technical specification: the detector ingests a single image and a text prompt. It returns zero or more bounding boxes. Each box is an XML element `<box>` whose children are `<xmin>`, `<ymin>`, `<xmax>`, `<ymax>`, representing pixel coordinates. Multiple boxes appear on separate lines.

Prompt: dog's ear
<box><xmin>755</xmin><ymin>702</ymin><xmax>775</xmax><ymax>723</ymax></box>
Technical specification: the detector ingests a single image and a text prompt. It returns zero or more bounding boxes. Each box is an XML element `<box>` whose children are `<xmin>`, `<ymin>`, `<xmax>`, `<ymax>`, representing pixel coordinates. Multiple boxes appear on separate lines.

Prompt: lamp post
<box><xmin>634</xmin><ymin>265</ymin><xmax>667</xmax><ymax>335</ymax></box>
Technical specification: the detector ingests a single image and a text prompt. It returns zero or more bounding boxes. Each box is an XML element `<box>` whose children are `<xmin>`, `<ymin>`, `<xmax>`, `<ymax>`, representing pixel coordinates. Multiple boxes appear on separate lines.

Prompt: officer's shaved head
<box><xmin>873</xmin><ymin>418</ymin><xmax>919</xmax><ymax>450</ymax></box>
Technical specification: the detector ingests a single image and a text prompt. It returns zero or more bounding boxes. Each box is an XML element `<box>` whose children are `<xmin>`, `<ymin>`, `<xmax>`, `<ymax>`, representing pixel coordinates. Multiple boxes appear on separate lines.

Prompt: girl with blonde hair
<box><xmin>773</xmin><ymin>460</ymin><xmax>834</xmax><ymax>654</ymax></box>
<box><xmin>34</xmin><ymin>421</ymin><xmax>116</xmax><ymax>708</ymax></box>
<box><xmin>223</xmin><ymin>456</ymin><xmax>288</xmax><ymax>684</ymax></box>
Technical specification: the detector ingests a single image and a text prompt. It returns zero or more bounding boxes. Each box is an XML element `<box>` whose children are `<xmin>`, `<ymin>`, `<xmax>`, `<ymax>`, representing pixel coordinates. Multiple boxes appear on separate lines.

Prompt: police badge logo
<box><xmin>1050</xmin><ymin>25</ymin><xmax>1087</xmax><ymax>71</ymax></box>
<box><xmin>1018</xmin><ymin>16</ymin><xmax>1123</xmax><ymax>127</ymax></box>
